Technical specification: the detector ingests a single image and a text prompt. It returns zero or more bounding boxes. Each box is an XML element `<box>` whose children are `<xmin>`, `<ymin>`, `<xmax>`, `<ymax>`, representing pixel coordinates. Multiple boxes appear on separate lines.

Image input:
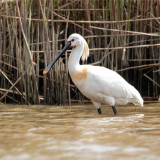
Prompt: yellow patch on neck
<box><xmin>71</xmin><ymin>68</ymin><xmax>88</xmax><ymax>82</ymax></box>
<box><xmin>73</xmin><ymin>46</ymin><xmax>76</xmax><ymax>49</ymax></box>
<box><xmin>81</xmin><ymin>44</ymin><xmax>89</xmax><ymax>61</ymax></box>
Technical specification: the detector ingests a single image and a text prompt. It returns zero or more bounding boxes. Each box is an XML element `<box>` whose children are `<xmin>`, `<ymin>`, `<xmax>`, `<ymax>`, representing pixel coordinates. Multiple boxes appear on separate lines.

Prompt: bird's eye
<box><xmin>71</xmin><ymin>39</ymin><xmax>74</xmax><ymax>42</ymax></box>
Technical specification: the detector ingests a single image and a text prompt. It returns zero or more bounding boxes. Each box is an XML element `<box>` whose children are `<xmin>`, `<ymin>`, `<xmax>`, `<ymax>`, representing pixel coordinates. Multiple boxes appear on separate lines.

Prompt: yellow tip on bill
<box><xmin>43</xmin><ymin>70</ymin><xmax>47</xmax><ymax>75</ymax></box>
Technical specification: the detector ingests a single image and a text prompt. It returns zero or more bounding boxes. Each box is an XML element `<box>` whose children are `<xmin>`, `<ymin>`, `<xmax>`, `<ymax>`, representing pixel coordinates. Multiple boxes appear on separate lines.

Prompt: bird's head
<box><xmin>68</xmin><ymin>33</ymin><xmax>83</xmax><ymax>47</ymax></box>
<box><xmin>68</xmin><ymin>33</ymin><xmax>89</xmax><ymax>61</ymax></box>
<box><xmin>43</xmin><ymin>33</ymin><xmax>89</xmax><ymax>75</ymax></box>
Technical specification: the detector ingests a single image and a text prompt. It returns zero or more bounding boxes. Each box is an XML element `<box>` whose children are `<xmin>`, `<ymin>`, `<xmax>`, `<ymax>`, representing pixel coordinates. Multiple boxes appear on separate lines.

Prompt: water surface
<box><xmin>0</xmin><ymin>103</ymin><xmax>160</xmax><ymax>160</ymax></box>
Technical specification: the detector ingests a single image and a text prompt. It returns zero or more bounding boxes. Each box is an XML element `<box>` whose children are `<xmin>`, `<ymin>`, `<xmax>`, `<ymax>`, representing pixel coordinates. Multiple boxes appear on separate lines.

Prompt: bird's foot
<box><xmin>97</xmin><ymin>108</ymin><xmax>102</xmax><ymax>114</ymax></box>
<box><xmin>112</xmin><ymin>106</ymin><xmax>118</xmax><ymax>115</ymax></box>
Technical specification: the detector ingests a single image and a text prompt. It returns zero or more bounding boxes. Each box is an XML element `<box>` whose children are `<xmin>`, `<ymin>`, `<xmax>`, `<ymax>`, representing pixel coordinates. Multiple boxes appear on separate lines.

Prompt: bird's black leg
<box><xmin>112</xmin><ymin>106</ymin><xmax>118</xmax><ymax>115</ymax></box>
<box><xmin>97</xmin><ymin>108</ymin><xmax>102</xmax><ymax>114</ymax></box>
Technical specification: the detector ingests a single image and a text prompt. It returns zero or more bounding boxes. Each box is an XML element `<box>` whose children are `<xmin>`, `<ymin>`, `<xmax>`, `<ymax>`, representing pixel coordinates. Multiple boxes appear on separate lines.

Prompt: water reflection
<box><xmin>0</xmin><ymin>104</ymin><xmax>160</xmax><ymax>160</ymax></box>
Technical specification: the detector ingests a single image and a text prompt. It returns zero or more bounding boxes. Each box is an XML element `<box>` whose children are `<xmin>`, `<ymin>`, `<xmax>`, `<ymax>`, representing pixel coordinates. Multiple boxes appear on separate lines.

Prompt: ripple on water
<box><xmin>76</xmin><ymin>114</ymin><xmax>144</xmax><ymax>135</ymax></box>
<box><xmin>46</xmin><ymin>140</ymin><xmax>118</xmax><ymax>153</ymax></box>
<box><xmin>78</xmin><ymin>114</ymin><xmax>144</xmax><ymax>124</ymax></box>
<box><xmin>123</xmin><ymin>146</ymin><xmax>148</xmax><ymax>153</ymax></box>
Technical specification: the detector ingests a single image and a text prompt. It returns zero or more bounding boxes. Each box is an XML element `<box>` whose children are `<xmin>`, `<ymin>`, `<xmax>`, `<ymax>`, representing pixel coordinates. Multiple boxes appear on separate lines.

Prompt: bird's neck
<box><xmin>68</xmin><ymin>44</ymin><xmax>83</xmax><ymax>73</ymax></box>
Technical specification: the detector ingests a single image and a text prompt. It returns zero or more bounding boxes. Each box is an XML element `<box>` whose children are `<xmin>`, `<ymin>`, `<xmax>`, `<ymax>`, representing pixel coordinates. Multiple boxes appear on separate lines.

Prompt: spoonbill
<box><xmin>43</xmin><ymin>33</ymin><xmax>143</xmax><ymax>115</ymax></box>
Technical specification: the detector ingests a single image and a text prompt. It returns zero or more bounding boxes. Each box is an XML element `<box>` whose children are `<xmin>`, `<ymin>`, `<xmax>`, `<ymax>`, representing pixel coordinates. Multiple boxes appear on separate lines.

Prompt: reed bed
<box><xmin>0</xmin><ymin>0</ymin><xmax>160</xmax><ymax>104</ymax></box>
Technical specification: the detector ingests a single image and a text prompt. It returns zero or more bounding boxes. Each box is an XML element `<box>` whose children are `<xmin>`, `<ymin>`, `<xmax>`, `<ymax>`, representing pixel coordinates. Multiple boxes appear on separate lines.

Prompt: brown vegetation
<box><xmin>0</xmin><ymin>0</ymin><xmax>160</xmax><ymax>104</ymax></box>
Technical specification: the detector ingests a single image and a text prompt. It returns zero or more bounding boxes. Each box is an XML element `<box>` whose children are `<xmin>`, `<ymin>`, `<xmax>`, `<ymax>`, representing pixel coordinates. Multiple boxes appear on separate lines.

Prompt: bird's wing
<box><xmin>87</xmin><ymin>66</ymin><xmax>136</xmax><ymax>99</ymax></box>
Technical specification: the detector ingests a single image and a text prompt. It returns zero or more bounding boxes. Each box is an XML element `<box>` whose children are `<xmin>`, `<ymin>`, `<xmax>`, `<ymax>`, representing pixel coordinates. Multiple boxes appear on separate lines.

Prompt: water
<box><xmin>0</xmin><ymin>103</ymin><xmax>160</xmax><ymax>160</ymax></box>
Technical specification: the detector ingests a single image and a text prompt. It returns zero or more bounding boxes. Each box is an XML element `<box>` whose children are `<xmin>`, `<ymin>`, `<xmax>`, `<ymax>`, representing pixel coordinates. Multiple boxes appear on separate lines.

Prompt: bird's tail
<box><xmin>134</xmin><ymin>99</ymin><xmax>144</xmax><ymax>107</ymax></box>
<box><xmin>133</xmin><ymin>93</ymin><xmax>144</xmax><ymax>107</ymax></box>
<box><xmin>130</xmin><ymin>85</ymin><xmax>144</xmax><ymax>107</ymax></box>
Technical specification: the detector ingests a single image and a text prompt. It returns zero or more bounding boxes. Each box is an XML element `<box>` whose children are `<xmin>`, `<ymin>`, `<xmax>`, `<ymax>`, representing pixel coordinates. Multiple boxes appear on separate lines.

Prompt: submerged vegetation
<box><xmin>0</xmin><ymin>0</ymin><xmax>160</xmax><ymax>105</ymax></box>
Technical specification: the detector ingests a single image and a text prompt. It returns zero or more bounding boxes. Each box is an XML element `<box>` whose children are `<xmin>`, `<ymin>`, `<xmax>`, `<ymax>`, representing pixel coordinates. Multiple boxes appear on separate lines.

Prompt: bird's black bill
<box><xmin>43</xmin><ymin>41</ymin><xmax>71</xmax><ymax>75</ymax></box>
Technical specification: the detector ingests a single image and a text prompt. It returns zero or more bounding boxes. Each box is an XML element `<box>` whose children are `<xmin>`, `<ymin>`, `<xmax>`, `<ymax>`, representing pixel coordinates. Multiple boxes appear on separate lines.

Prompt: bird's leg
<box><xmin>92</xmin><ymin>101</ymin><xmax>102</xmax><ymax>114</ymax></box>
<box><xmin>97</xmin><ymin>108</ymin><xmax>102</xmax><ymax>114</ymax></box>
<box><xmin>112</xmin><ymin>106</ymin><xmax>118</xmax><ymax>115</ymax></box>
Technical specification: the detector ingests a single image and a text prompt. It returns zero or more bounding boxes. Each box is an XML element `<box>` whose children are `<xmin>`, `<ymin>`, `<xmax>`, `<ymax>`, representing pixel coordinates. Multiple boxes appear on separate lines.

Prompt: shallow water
<box><xmin>0</xmin><ymin>103</ymin><xmax>160</xmax><ymax>160</ymax></box>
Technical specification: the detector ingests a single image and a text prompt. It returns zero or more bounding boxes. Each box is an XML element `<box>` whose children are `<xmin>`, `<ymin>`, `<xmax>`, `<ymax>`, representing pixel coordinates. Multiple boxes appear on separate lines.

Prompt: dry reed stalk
<box><xmin>0</xmin><ymin>0</ymin><xmax>159</xmax><ymax>104</ymax></box>
<box><xmin>16</xmin><ymin>0</ymin><xmax>39</xmax><ymax>103</ymax></box>
<box><xmin>0</xmin><ymin>69</ymin><xmax>27</xmax><ymax>101</ymax></box>
<box><xmin>0</xmin><ymin>90</ymin><xmax>19</xmax><ymax>103</ymax></box>
<box><xmin>0</xmin><ymin>72</ymin><xmax>26</xmax><ymax>102</ymax></box>
<box><xmin>1</xmin><ymin>13</ymin><xmax>160</xmax><ymax>23</ymax></box>
<box><xmin>88</xmin><ymin>43</ymin><xmax>160</xmax><ymax>51</ymax></box>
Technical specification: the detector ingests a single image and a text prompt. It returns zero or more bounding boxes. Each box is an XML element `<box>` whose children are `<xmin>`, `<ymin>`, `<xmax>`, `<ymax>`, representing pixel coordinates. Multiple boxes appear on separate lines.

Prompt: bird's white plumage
<box><xmin>75</xmin><ymin>65</ymin><xmax>143</xmax><ymax>106</ymax></box>
<box><xmin>67</xmin><ymin>33</ymin><xmax>143</xmax><ymax>111</ymax></box>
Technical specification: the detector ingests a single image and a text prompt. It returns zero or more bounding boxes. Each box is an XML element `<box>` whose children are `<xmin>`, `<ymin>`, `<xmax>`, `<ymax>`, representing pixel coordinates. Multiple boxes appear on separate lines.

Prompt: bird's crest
<box><xmin>81</xmin><ymin>43</ymin><xmax>89</xmax><ymax>61</ymax></box>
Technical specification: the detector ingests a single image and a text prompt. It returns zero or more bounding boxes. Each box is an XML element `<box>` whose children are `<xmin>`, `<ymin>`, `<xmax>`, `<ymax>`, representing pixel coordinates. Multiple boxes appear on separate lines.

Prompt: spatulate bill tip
<box><xmin>43</xmin><ymin>70</ymin><xmax>47</xmax><ymax>75</ymax></box>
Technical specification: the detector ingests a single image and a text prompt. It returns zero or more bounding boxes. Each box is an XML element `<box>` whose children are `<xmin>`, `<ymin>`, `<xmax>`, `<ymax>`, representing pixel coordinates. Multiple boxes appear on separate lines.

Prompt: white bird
<box><xmin>43</xmin><ymin>33</ymin><xmax>144</xmax><ymax>115</ymax></box>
